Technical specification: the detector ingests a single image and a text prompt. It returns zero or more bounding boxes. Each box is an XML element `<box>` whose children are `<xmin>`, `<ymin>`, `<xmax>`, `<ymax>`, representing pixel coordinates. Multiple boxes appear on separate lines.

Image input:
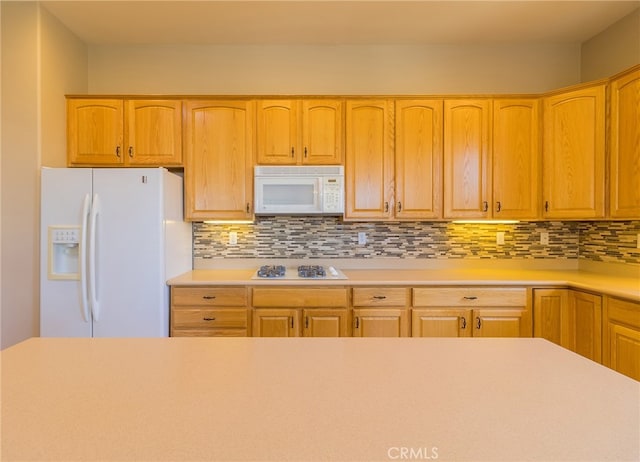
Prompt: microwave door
<box><xmin>257</xmin><ymin>177</ymin><xmax>321</xmax><ymax>214</ymax></box>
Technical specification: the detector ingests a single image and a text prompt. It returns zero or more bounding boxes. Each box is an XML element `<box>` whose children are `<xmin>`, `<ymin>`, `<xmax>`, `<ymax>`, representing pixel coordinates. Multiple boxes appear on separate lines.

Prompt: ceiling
<box><xmin>41</xmin><ymin>0</ymin><xmax>640</xmax><ymax>46</ymax></box>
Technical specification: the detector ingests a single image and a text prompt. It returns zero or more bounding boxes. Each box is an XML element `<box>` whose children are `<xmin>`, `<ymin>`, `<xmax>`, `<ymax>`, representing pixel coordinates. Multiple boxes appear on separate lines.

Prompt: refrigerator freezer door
<box><xmin>40</xmin><ymin>168</ymin><xmax>93</xmax><ymax>337</ymax></box>
<box><xmin>91</xmin><ymin>168</ymin><xmax>167</xmax><ymax>337</ymax></box>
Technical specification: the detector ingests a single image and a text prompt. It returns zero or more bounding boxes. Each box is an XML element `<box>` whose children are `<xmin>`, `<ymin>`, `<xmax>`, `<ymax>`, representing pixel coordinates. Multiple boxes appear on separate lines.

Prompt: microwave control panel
<box><xmin>322</xmin><ymin>177</ymin><xmax>344</xmax><ymax>213</ymax></box>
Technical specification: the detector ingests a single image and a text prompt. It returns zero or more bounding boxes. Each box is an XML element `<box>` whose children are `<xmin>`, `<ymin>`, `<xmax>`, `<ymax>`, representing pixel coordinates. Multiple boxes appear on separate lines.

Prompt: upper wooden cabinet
<box><xmin>609</xmin><ymin>67</ymin><xmax>640</xmax><ymax>219</ymax></box>
<box><xmin>344</xmin><ymin>100</ymin><xmax>395</xmax><ymax>220</ymax></box>
<box><xmin>492</xmin><ymin>98</ymin><xmax>540</xmax><ymax>219</ymax></box>
<box><xmin>183</xmin><ymin>100</ymin><xmax>254</xmax><ymax>221</ymax></box>
<box><xmin>443</xmin><ymin>99</ymin><xmax>492</xmax><ymax>219</ymax></box>
<box><xmin>395</xmin><ymin>100</ymin><xmax>443</xmax><ymax>220</ymax></box>
<box><xmin>256</xmin><ymin>99</ymin><xmax>343</xmax><ymax>165</ymax></box>
<box><xmin>67</xmin><ymin>98</ymin><xmax>182</xmax><ymax>167</ymax></box>
<box><xmin>542</xmin><ymin>84</ymin><xmax>606</xmax><ymax>219</ymax></box>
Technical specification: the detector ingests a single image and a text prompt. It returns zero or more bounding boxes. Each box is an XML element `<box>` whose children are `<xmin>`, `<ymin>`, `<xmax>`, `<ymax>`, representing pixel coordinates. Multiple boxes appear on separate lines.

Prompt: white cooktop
<box><xmin>251</xmin><ymin>265</ymin><xmax>348</xmax><ymax>280</ymax></box>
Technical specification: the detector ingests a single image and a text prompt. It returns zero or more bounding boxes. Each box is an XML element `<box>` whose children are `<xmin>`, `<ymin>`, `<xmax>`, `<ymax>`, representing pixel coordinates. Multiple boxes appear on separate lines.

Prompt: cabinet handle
<box><xmin>476</xmin><ymin>317</ymin><xmax>481</xmax><ymax>329</ymax></box>
<box><xmin>461</xmin><ymin>317</ymin><xmax>467</xmax><ymax>329</ymax></box>
<box><xmin>397</xmin><ymin>201</ymin><xmax>402</xmax><ymax>212</ymax></box>
<box><xmin>203</xmin><ymin>317</ymin><xmax>216</xmax><ymax>321</ymax></box>
<box><xmin>246</xmin><ymin>203</ymin><xmax>251</xmax><ymax>214</ymax></box>
<box><xmin>305</xmin><ymin>316</ymin><xmax>309</xmax><ymax>329</ymax></box>
<box><xmin>482</xmin><ymin>201</ymin><xmax>489</xmax><ymax>212</ymax></box>
<box><xmin>202</xmin><ymin>295</ymin><xmax>216</xmax><ymax>300</ymax></box>
<box><xmin>463</xmin><ymin>296</ymin><xmax>478</xmax><ymax>300</ymax></box>
<box><xmin>291</xmin><ymin>147</ymin><xmax>295</xmax><ymax>157</ymax></box>
<box><xmin>304</xmin><ymin>147</ymin><xmax>308</xmax><ymax>158</ymax></box>
<box><xmin>355</xmin><ymin>317</ymin><xmax>360</xmax><ymax>329</ymax></box>
<box><xmin>290</xmin><ymin>317</ymin><xmax>295</xmax><ymax>329</ymax></box>
<box><xmin>384</xmin><ymin>202</ymin><xmax>389</xmax><ymax>213</ymax></box>
<box><xmin>128</xmin><ymin>146</ymin><xmax>134</xmax><ymax>158</ymax></box>
<box><xmin>115</xmin><ymin>146</ymin><xmax>121</xmax><ymax>157</ymax></box>
<box><xmin>544</xmin><ymin>201</ymin><xmax>549</xmax><ymax>212</ymax></box>
<box><xmin>496</xmin><ymin>201</ymin><xmax>501</xmax><ymax>213</ymax></box>
<box><xmin>373</xmin><ymin>295</ymin><xmax>387</xmax><ymax>300</ymax></box>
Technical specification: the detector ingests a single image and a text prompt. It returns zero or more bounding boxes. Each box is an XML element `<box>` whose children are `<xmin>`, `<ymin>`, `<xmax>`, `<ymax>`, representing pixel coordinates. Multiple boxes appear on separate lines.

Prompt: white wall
<box><xmin>0</xmin><ymin>2</ymin><xmax>87</xmax><ymax>350</ymax></box>
<box><xmin>581</xmin><ymin>8</ymin><xmax>640</xmax><ymax>81</ymax></box>
<box><xmin>88</xmin><ymin>43</ymin><xmax>581</xmax><ymax>95</ymax></box>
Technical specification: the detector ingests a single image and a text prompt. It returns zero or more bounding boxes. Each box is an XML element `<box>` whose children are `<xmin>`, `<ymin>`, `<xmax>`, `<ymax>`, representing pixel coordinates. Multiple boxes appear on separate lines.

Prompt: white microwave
<box><xmin>254</xmin><ymin>166</ymin><xmax>344</xmax><ymax>215</ymax></box>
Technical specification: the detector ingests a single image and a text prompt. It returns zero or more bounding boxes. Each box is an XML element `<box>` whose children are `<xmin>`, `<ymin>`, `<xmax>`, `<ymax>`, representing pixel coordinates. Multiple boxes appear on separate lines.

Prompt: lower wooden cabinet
<box><xmin>303</xmin><ymin>309</ymin><xmax>350</xmax><ymax>337</ymax></box>
<box><xmin>603</xmin><ymin>296</ymin><xmax>640</xmax><ymax>381</ymax></box>
<box><xmin>352</xmin><ymin>287</ymin><xmax>410</xmax><ymax>337</ymax></box>
<box><xmin>171</xmin><ymin>287</ymin><xmax>250</xmax><ymax>336</ymax></box>
<box><xmin>253</xmin><ymin>309</ymin><xmax>300</xmax><ymax>337</ymax></box>
<box><xmin>412</xmin><ymin>287</ymin><xmax>531</xmax><ymax>337</ymax></box>
<box><xmin>533</xmin><ymin>288</ymin><xmax>602</xmax><ymax>363</ymax></box>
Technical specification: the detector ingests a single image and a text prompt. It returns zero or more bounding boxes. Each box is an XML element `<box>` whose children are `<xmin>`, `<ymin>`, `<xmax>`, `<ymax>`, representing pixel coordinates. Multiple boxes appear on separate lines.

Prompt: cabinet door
<box><xmin>533</xmin><ymin>288</ymin><xmax>570</xmax><ymax>347</ymax></box>
<box><xmin>256</xmin><ymin>100</ymin><xmax>298</xmax><ymax>164</ymax></box>
<box><xmin>301</xmin><ymin>100</ymin><xmax>343</xmax><ymax>165</ymax></box>
<box><xmin>603</xmin><ymin>297</ymin><xmax>640</xmax><ymax>381</ymax></box>
<box><xmin>184</xmin><ymin>100</ymin><xmax>254</xmax><ymax>221</ymax></box>
<box><xmin>344</xmin><ymin>100</ymin><xmax>394</xmax><ymax>220</ymax></box>
<box><xmin>443</xmin><ymin>99</ymin><xmax>491</xmax><ymax>218</ymax></box>
<box><xmin>542</xmin><ymin>85</ymin><xmax>605</xmax><ymax>219</ymax></box>
<box><xmin>125</xmin><ymin>100</ymin><xmax>182</xmax><ymax>166</ymax></box>
<box><xmin>412</xmin><ymin>309</ymin><xmax>472</xmax><ymax>337</ymax></box>
<box><xmin>67</xmin><ymin>99</ymin><xmax>124</xmax><ymax>166</ymax></box>
<box><xmin>253</xmin><ymin>309</ymin><xmax>300</xmax><ymax>337</ymax></box>
<box><xmin>352</xmin><ymin>309</ymin><xmax>409</xmax><ymax>337</ymax></box>
<box><xmin>473</xmin><ymin>309</ymin><xmax>528</xmax><ymax>337</ymax></box>
<box><xmin>609</xmin><ymin>68</ymin><xmax>640</xmax><ymax>218</ymax></box>
<box><xmin>568</xmin><ymin>291</ymin><xmax>602</xmax><ymax>363</ymax></box>
<box><xmin>303</xmin><ymin>309</ymin><xmax>350</xmax><ymax>337</ymax></box>
<box><xmin>395</xmin><ymin>100</ymin><xmax>443</xmax><ymax>219</ymax></box>
<box><xmin>492</xmin><ymin>99</ymin><xmax>540</xmax><ymax>219</ymax></box>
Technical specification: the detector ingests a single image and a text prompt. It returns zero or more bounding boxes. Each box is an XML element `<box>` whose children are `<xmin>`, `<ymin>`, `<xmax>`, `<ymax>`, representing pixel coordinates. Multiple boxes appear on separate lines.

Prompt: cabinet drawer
<box><xmin>352</xmin><ymin>288</ymin><xmax>409</xmax><ymax>307</ymax></box>
<box><xmin>172</xmin><ymin>309</ymin><xmax>248</xmax><ymax>329</ymax></box>
<box><xmin>172</xmin><ymin>287</ymin><xmax>248</xmax><ymax>306</ymax></box>
<box><xmin>413</xmin><ymin>287</ymin><xmax>527</xmax><ymax>307</ymax></box>
<box><xmin>171</xmin><ymin>328</ymin><xmax>249</xmax><ymax>337</ymax></box>
<box><xmin>252</xmin><ymin>288</ymin><xmax>348</xmax><ymax>307</ymax></box>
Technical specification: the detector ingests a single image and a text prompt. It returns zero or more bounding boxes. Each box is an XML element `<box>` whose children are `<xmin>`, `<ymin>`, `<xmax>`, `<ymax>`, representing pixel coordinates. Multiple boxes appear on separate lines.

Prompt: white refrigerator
<box><xmin>40</xmin><ymin>167</ymin><xmax>192</xmax><ymax>337</ymax></box>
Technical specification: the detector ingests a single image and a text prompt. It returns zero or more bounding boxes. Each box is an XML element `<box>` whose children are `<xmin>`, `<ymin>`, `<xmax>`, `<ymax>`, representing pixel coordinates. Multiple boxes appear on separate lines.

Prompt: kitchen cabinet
<box><xmin>542</xmin><ymin>83</ymin><xmax>606</xmax><ymax>219</ymax></box>
<box><xmin>413</xmin><ymin>287</ymin><xmax>531</xmax><ymax>337</ymax></box>
<box><xmin>443</xmin><ymin>99</ymin><xmax>491</xmax><ymax>218</ymax></box>
<box><xmin>394</xmin><ymin>99</ymin><xmax>444</xmax><ymax>219</ymax></box>
<box><xmin>184</xmin><ymin>100</ymin><xmax>255</xmax><ymax>221</ymax></box>
<box><xmin>609</xmin><ymin>66</ymin><xmax>640</xmax><ymax>219</ymax></box>
<box><xmin>170</xmin><ymin>287</ymin><xmax>250</xmax><ymax>337</ymax></box>
<box><xmin>533</xmin><ymin>288</ymin><xmax>602</xmax><ymax>362</ymax></box>
<box><xmin>67</xmin><ymin>98</ymin><xmax>182</xmax><ymax>167</ymax></box>
<box><xmin>256</xmin><ymin>99</ymin><xmax>343</xmax><ymax>165</ymax></box>
<box><xmin>252</xmin><ymin>287</ymin><xmax>349</xmax><ymax>337</ymax></box>
<box><xmin>344</xmin><ymin>100</ymin><xmax>395</xmax><ymax>220</ymax></box>
<box><xmin>352</xmin><ymin>288</ymin><xmax>410</xmax><ymax>337</ymax></box>
<box><xmin>603</xmin><ymin>296</ymin><xmax>640</xmax><ymax>381</ymax></box>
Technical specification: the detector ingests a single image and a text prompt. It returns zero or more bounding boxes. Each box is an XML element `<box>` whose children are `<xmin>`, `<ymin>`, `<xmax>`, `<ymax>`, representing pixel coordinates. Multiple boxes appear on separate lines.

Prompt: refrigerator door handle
<box><xmin>89</xmin><ymin>194</ymin><xmax>101</xmax><ymax>321</ymax></box>
<box><xmin>80</xmin><ymin>194</ymin><xmax>91</xmax><ymax>322</ymax></box>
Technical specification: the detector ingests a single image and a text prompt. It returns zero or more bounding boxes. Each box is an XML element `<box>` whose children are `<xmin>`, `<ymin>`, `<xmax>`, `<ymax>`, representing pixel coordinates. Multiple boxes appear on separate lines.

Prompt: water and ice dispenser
<box><xmin>47</xmin><ymin>226</ymin><xmax>80</xmax><ymax>279</ymax></box>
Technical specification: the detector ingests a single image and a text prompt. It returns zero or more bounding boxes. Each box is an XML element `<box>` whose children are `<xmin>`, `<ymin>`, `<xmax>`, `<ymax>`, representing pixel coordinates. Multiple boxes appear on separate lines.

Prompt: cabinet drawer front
<box><xmin>172</xmin><ymin>328</ymin><xmax>248</xmax><ymax>337</ymax></box>
<box><xmin>353</xmin><ymin>288</ymin><xmax>409</xmax><ymax>307</ymax></box>
<box><xmin>172</xmin><ymin>287</ymin><xmax>248</xmax><ymax>306</ymax></box>
<box><xmin>252</xmin><ymin>288</ymin><xmax>348</xmax><ymax>307</ymax></box>
<box><xmin>413</xmin><ymin>287</ymin><xmax>526</xmax><ymax>307</ymax></box>
<box><xmin>172</xmin><ymin>309</ymin><xmax>248</xmax><ymax>329</ymax></box>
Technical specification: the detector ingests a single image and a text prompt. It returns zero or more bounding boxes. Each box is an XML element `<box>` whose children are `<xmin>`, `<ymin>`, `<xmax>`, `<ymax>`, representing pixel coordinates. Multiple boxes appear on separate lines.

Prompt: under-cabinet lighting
<box><xmin>452</xmin><ymin>220</ymin><xmax>520</xmax><ymax>224</ymax></box>
<box><xmin>203</xmin><ymin>220</ymin><xmax>254</xmax><ymax>225</ymax></box>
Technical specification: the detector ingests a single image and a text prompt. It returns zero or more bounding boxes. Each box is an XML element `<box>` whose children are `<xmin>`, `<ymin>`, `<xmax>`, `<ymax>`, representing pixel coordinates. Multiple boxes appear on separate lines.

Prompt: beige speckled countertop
<box><xmin>168</xmin><ymin>265</ymin><xmax>640</xmax><ymax>301</ymax></box>
<box><xmin>2</xmin><ymin>337</ymin><xmax>639</xmax><ymax>461</ymax></box>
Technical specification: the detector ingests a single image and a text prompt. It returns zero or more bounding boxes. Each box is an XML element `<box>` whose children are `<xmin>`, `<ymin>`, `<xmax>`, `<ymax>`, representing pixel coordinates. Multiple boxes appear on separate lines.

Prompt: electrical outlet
<box><xmin>496</xmin><ymin>232</ymin><xmax>505</xmax><ymax>245</ymax></box>
<box><xmin>358</xmin><ymin>232</ymin><xmax>367</xmax><ymax>245</ymax></box>
<box><xmin>540</xmin><ymin>232</ymin><xmax>549</xmax><ymax>245</ymax></box>
<box><xmin>228</xmin><ymin>231</ymin><xmax>238</xmax><ymax>246</ymax></box>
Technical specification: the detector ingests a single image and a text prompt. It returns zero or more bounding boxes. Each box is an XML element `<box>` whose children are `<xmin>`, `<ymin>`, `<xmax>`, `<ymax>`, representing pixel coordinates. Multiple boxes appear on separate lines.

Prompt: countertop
<box><xmin>168</xmin><ymin>267</ymin><xmax>640</xmax><ymax>301</ymax></box>
<box><xmin>2</xmin><ymin>337</ymin><xmax>638</xmax><ymax>461</ymax></box>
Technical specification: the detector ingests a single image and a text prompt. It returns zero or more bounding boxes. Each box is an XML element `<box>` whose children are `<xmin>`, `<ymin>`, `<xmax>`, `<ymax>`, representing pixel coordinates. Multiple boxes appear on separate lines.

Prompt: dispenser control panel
<box><xmin>48</xmin><ymin>226</ymin><xmax>80</xmax><ymax>280</ymax></box>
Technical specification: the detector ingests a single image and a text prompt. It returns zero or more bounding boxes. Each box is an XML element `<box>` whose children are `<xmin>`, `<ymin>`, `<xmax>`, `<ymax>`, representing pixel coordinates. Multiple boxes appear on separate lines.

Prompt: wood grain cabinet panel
<box><xmin>609</xmin><ymin>67</ymin><xmax>640</xmax><ymax>219</ymax></box>
<box><xmin>542</xmin><ymin>84</ymin><xmax>605</xmax><ymax>219</ymax></box>
<box><xmin>184</xmin><ymin>100</ymin><xmax>254</xmax><ymax>221</ymax></box>
<box><xmin>603</xmin><ymin>296</ymin><xmax>640</xmax><ymax>381</ymax></box>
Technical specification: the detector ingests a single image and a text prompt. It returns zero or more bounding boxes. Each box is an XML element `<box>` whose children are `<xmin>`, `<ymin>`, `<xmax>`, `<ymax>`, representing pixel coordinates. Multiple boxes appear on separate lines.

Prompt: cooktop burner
<box><xmin>297</xmin><ymin>265</ymin><xmax>326</xmax><ymax>278</ymax></box>
<box><xmin>256</xmin><ymin>265</ymin><xmax>286</xmax><ymax>278</ymax></box>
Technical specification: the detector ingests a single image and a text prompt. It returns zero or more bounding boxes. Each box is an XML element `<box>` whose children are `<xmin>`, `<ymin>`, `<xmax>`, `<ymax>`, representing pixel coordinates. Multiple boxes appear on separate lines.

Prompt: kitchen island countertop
<box><xmin>168</xmin><ymin>267</ymin><xmax>640</xmax><ymax>301</ymax></box>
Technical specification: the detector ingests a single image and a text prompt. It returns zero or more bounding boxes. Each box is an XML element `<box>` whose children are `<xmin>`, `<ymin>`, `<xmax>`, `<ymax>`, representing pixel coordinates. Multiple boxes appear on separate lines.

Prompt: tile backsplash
<box><xmin>194</xmin><ymin>218</ymin><xmax>639</xmax><ymax>265</ymax></box>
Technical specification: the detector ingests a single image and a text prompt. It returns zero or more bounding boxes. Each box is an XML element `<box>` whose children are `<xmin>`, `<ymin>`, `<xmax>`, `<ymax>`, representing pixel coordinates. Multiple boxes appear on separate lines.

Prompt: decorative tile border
<box><xmin>192</xmin><ymin>218</ymin><xmax>640</xmax><ymax>264</ymax></box>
